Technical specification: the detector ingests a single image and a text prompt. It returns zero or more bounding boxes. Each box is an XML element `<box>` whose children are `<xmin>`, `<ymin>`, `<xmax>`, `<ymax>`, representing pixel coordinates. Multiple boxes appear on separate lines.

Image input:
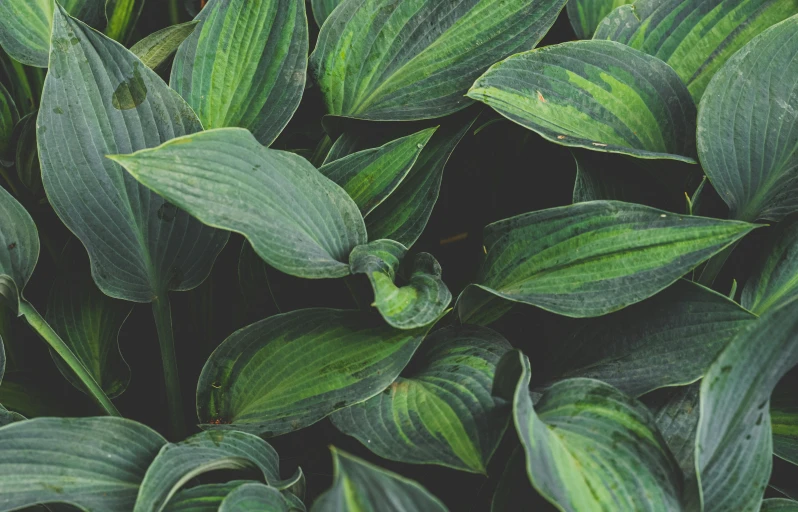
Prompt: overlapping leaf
<box><xmin>14</xmin><ymin>112</ymin><xmax>41</xmax><ymax>193</ymax></box>
<box><xmin>763</xmin><ymin>499</ymin><xmax>798</xmax><ymax>511</ymax></box>
<box><xmin>130</xmin><ymin>21</ymin><xmax>199</xmax><ymax>71</ymax></box>
<box><xmin>772</xmin><ymin>375</ymin><xmax>798</xmax><ymax>467</ymax></box>
<box><xmin>310</xmin><ymin>0</ymin><xmax>566</xmax><ymax>121</ymax></box>
<box><xmin>110</xmin><ymin>128</ymin><xmax>366</xmax><ymax>280</ymax></box>
<box><xmin>196</xmin><ymin>309</ymin><xmax>431</xmax><ymax>436</ymax></box>
<box><xmin>310</xmin><ymin>0</ymin><xmax>341</xmax><ymax>26</ymax></box>
<box><xmin>332</xmin><ymin>325</ymin><xmax>511</xmax><ymax>473</ymax></box>
<box><xmin>743</xmin><ymin>214</ymin><xmax>798</xmax><ymax>314</ymax></box>
<box><xmin>643</xmin><ymin>383</ymin><xmax>701</xmax><ymax>474</ymax></box>
<box><xmin>219</xmin><ymin>483</ymin><xmax>293</xmax><ymax>512</ymax></box>
<box><xmin>38</xmin><ymin>7</ymin><xmax>228</xmax><ymax>303</ymax></box>
<box><xmin>468</xmin><ymin>40</ymin><xmax>698</xmax><ymax>162</ymax></box>
<box><xmin>0</xmin><ymin>185</ymin><xmax>38</xmax><ymax>314</ymax></box>
<box><xmin>567</xmin><ymin>0</ymin><xmax>633</xmax><ymax>39</ymax></box>
<box><xmin>171</xmin><ymin>0</ymin><xmax>308</xmax><ymax>146</ymax></box>
<box><xmin>0</xmin><ymin>83</ymin><xmax>17</xmax><ymax>162</ymax></box>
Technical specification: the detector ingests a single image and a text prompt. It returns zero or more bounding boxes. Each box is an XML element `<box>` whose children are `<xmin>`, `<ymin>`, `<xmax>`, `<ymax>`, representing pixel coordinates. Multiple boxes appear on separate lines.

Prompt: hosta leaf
<box><xmin>594</xmin><ymin>0</ymin><xmax>798</xmax><ymax>101</ymax></box>
<box><xmin>219</xmin><ymin>483</ymin><xmax>292</xmax><ymax>512</ymax></box>
<box><xmin>310</xmin><ymin>0</ymin><xmax>566</xmax><ymax>121</ymax></box>
<box><xmin>331</xmin><ymin>325</ymin><xmax>512</xmax><ymax>473</ymax></box>
<box><xmin>14</xmin><ymin>112</ymin><xmax>42</xmax><ymax>193</ymax></box>
<box><xmin>493</xmin><ymin>351</ymin><xmax>684</xmax><ymax>511</ymax></box>
<box><xmin>0</xmin><ymin>185</ymin><xmax>39</xmax><ymax>314</ymax></box>
<box><xmin>171</xmin><ymin>0</ymin><xmax>308</xmax><ymax>146</ymax></box>
<box><xmin>310</xmin><ymin>0</ymin><xmax>340</xmax><ymax>26</ymax></box>
<box><xmin>763</xmin><ymin>499</ymin><xmax>798</xmax><ymax>511</ymax></box>
<box><xmin>0</xmin><ymin>404</ymin><xmax>24</xmax><ymax>427</ymax></box>
<box><xmin>0</xmin><ymin>417</ymin><xmax>166</xmax><ymax>511</ymax></box>
<box><xmin>545</xmin><ymin>280</ymin><xmax>755</xmax><ymax>397</ymax></box>
<box><xmin>697</xmin><ymin>15</ymin><xmax>798</xmax><ymax>222</ymax></box>
<box><xmin>491</xmin><ymin>447</ymin><xmax>543</xmax><ymax>512</ymax></box>
<box><xmin>468</xmin><ymin>40</ymin><xmax>697</xmax><ymax>162</ymax></box>
<box><xmin>105</xmin><ymin>0</ymin><xmax>146</xmax><ymax>43</ymax></box>
<box><xmin>196</xmin><ymin>309</ymin><xmax>431</xmax><ymax>436</ymax></box>
<box><xmin>349</xmin><ymin>240</ymin><xmax>451</xmax><ymax>329</ymax></box>
<box><xmin>567</xmin><ymin>0</ymin><xmax>633</xmax><ymax>39</ymax></box>
<box><xmin>0</xmin><ymin>82</ymin><xmax>18</xmax><ymax>162</ymax></box>
<box><xmin>0</xmin><ymin>0</ymin><xmax>105</xmax><ymax>67</ymax></box>
<box><xmin>311</xmin><ymin>448</ymin><xmax>447</xmax><ymax>512</ymax></box>
<box><xmin>130</xmin><ymin>21</ymin><xmax>199</xmax><ymax>71</ymax></box>
<box><xmin>772</xmin><ymin>375</ymin><xmax>798</xmax><ymax>466</ymax></box>
<box><xmin>642</xmin><ymin>383</ymin><xmax>701</xmax><ymax>475</ymax></box>
<box><xmin>134</xmin><ymin>430</ymin><xmax>300</xmax><ymax>512</ymax></box>
<box><xmin>39</xmin><ymin>7</ymin><xmax>228</xmax><ymax>303</ymax></box>
<box><xmin>474</xmin><ymin>200</ymin><xmax>756</xmax><ymax>318</ymax></box>
<box><xmin>109</xmin><ymin>128</ymin><xmax>366</xmax><ymax>280</ymax></box>
<box><xmin>319</xmin><ymin>128</ymin><xmax>436</xmax><ymax>216</ymax></box>
<box><xmin>164</xmin><ymin>481</ymin><xmax>244</xmax><ymax>512</ymax></box>
<box><xmin>45</xmin><ymin>274</ymin><xmax>132</xmax><ymax>398</ymax></box>
<box><xmin>691</xmin><ymin>298</ymin><xmax>798</xmax><ymax>511</ymax></box>
<box><xmin>743</xmin><ymin>214</ymin><xmax>798</xmax><ymax>314</ymax></box>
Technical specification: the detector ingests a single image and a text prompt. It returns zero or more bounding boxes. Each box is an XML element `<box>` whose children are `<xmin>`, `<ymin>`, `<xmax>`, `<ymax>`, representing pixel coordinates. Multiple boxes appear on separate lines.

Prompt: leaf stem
<box><xmin>152</xmin><ymin>290</ymin><xmax>185</xmax><ymax>440</ymax></box>
<box><xmin>169</xmin><ymin>0</ymin><xmax>181</xmax><ymax>25</ymax></box>
<box><xmin>18</xmin><ymin>300</ymin><xmax>120</xmax><ymax>417</ymax></box>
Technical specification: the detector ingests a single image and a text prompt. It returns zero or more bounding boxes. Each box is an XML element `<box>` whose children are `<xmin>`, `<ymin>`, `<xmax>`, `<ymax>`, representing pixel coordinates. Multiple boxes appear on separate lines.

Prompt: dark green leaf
<box><xmin>772</xmin><ymin>374</ymin><xmax>798</xmax><ymax>467</ymax></box>
<box><xmin>0</xmin><ymin>184</ymin><xmax>38</xmax><ymax>314</ymax></box>
<box><xmin>742</xmin><ymin>214</ymin><xmax>798</xmax><ymax>314</ymax></box>
<box><xmin>642</xmin><ymin>383</ymin><xmax>701</xmax><ymax>475</ymax></box>
<box><xmin>105</xmin><ymin>0</ymin><xmax>146</xmax><ymax>43</ymax></box>
<box><xmin>491</xmin><ymin>447</ymin><xmax>545</xmax><ymax>512</ymax></box>
<box><xmin>310</xmin><ymin>0</ymin><xmax>341</xmax><ymax>27</ymax></box>
<box><xmin>14</xmin><ymin>112</ymin><xmax>41</xmax><ymax>193</ymax></box>
<box><xmin>567</xmin><ymin>0</ymin><xmax>633</xmax><ymax>39</ymax></box>
<box><xmin>130</xmin><ymin>21</ymin><xmax>200</xmax><ymax>71</ymax></box>
<box><xmin>0</xmin><ymin>82</ymin><xmax>18</xmax><ymax>162</ymax></box>
<box><xmin>468</xmin><ymin>40</ymin><xmax>697</xmax><ymax>162</ymax></box>
<box><xmin>171</xmin><ymin>0</ymin><xmax>308</xmax><ymax>146</ymax></box>
<box><xmin>762</xmin><ymin>499</ymin><xmax>798</xmax><ymax>511</ymax></box>
<box><xmin>219</xmin><ymin>483</ymin><xmax>292</xmax><ymax>512</ymax></box>
<box><xmin>163</xmin><ymin>481</ymin><xmax>246</xmax><ymax>512</ymax></box>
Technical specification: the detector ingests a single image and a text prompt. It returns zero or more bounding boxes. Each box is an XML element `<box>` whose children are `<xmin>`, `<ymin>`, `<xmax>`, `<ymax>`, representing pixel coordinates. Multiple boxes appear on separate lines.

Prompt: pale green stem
<box><xmin>152</xmin><ymin>290</ymin><xmax>186</xmax><ymax>440</ymax></box>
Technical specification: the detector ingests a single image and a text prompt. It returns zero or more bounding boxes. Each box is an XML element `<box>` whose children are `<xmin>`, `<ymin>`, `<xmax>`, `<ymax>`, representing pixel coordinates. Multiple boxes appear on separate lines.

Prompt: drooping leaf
<box><xmin>697</xmin><ymin>15</ymin><xmax>798</xmax><ymax>222</ymax></box>
<box><xmin>348</xmin><ymin>240</ymin><xmax>451</xmax><ymax>329</ymax></box>
<box><xmin>0</xmin><ymin>184</ymin><xmax>39</xmax><ymax>314</ymax></box>
<box><xmin>0</xmin><ymin>417</ymin><xmax>166</xmax><ymax>511</ymax></box>
<box><xmin>171</xmin><ymin>0</ymin><xmax>308</xmax><ymax>146</ymax></box>
<box><xmin>45</xmin><ymin>274</ymin><xmax>132</xmax><ymax>398</ymax></box>
<box><xmin>331</xmin><ymin>325</ymin><xmax>511</xmax><ymax>473</ymax></box>
<box><xmin>218</xmin><ymin>483</ymin><xmax>293</xmax><ymax>512</ymax></box>
<box><xmin>38</xmin><ymin>7</ymin><xmax>228</xmax><ymax>303</ymax></box>
<box><xmin>310</xmin><ymin>0</ymin><xmax>566</xmax><ymax>121</ymax></box>
<box><xmin>130</xmin><ymin>21</ymin><xmax>200</xmax><ymax>71</ymax></box>
<box><xmin>543</xmin><ymin>280</ymin><xmax>755</xmax><ymax>397</ymax></box>
<box><xmin>594</xmin><ymin>0</ymin><xmax>798</xmax><ymax>101</ymax></box>
<box><xmin>134</xmin><ymin>430</ymin><xmax>300</xmax><ymax>512</ymax></box>
<box><xmin>109</xmin><ymin>128</ymin><xmax>366</xmax><ymax>280</ymax></box>
<box><xmin>196</xmin><ymin>308</ymin><xmax>431</xmax><ymax>436</ymax></box>
<box><xmin>742</xmin><ymin>214</ymin><xmax>798</xmax><ymax>314</ymax></box>
<box><xmin>493</xmin><ymin>350</ymin><xmax>684</xmax><ymax>511</ymax></box>
<box><xmin>567</xmin><ymin>0</ymin><xmax>633</xmax><ymax>39</ymax></box>
<box><xmin>0</xmin><ymin>82</ymin><xmax>18</xmax><ymax>162</ymax></box>
<box><xmin>468</xmin><ymin>40</ymin><xmax>698</xmax><ymax>162</ymax></box>
<box><xmin>0</xmin><ymin>0</ymin><xmax>105</xmax><ymax>67</ymax></box>
<box><xmin>311</xmin><ymin>448</ymin><xmax>448</xmax><ymax>512</ymax></box>
<box><xmin>772</xmin><ymin>373</ymin><xmax>798</xmax><ymax>467</ymax></box>
<box><xmin>642</xmin><ymin>382</ymin><xmax>701</xmax><ymax>475</ymax></box>
<box><xmin>14</xmin><ymin>112</ymin><xmax>42</xmax><ymax>193</ymax></box>
<box><xmin>310</xmin><ymin>0</ymin><xmax>341</xmax><ymax>27</ymax></box>
<box><xmin>473</xmin><ymin>200</ymin><xmax>756</xmax><ymax>318</ymax></box>
<box><xmin>318</xmin><ymin>128</ymin><xmax>436</xmax><ymax>216</ymax></box>
<box><xmin>691</xmin><ymin>297</ymin><xmax>798</xmax><ymax>511</ymax></box>
<box><xmin>762</xmin><ymin>499</ymin><xmax>798</xmax><ymax>511</ymax></box>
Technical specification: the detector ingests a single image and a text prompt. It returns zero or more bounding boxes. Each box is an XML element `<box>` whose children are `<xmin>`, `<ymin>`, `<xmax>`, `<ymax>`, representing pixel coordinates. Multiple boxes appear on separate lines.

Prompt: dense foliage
<box><xmin>0</xmin><ymin>0</ymin><xmax>797</xmax><ymax>510</ymax></box>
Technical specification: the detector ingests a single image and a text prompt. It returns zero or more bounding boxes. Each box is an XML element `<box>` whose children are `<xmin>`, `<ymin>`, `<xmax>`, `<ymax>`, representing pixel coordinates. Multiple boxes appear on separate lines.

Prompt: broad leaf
<box><xmin>473</xmin><ymin>201</ymin><xmax>756</xmax><ymax>318</ymax></box>
<box><xmin>310</xmin><ymin>0</ymin><xmax>341</xmax><ymax>26</ymax></box>
<box><xmin>109</xmin><ymin>128</ymin><xmax>366</xmax><ymax>280</ymax></box>
<box><xmin>0</xmin><ymin>417</ymin><xmax>166</xmax><ymax>511</ymax></box>
<box><xmin>39</xmin><ymin>7</ymin><xmax>228</xmax><ymax>303</ymax></box>
<box><xmin>196</xmin><ymin>308</ymin><xmax>431</xmax><ymax>436</ymax></box>
<box><xmin>319</xmin><ymin>128</ymin><xmax>436</xmax><ymax>216</ymax></box>
<box><xmin>219</xmin><ymin>483</ymin><xmax>292</xmax><ymax>512</ymax></box>
<box><xmin>0</xmin><ymin>185</ymin><xmax>39</xmax><ymax>314</ymax></box>
<box><xmin>130</xmin><ymin>21</ymin><xmax>199</xmax><ymax>71</ymax></box>
<box><xmin>567</xmin><ymin>0</ymin><xmax>633</xmax><ymax>39</ymax></box>
<box><xmin>134</xmin><ymin>430</ymin><xmax>300</xmax><ymax>512</ymax></box>
<box><xmin>164</xmin><ymin>482</ymin><xmax>241</xmax><ymax>512</ymax></box>
<box><xmin>642</xmin><ymin>383</ymin><xmax>701</xmax><ymax>475</ymax></box>
<box><xmin>310</xmin><ymin>0</ymin><xmax>566</xmax><ymax>121</ymax></box>
<box><xmin>46</xmin><ymin>274</ymin><xmax>132</xmax><ymax>398</ymax></box>
<box><xmin>171</xmin><ymin>0</ymin><xmax>308</xmax><ymax>146</ymax></box>
<box><xmin>0</xmin><ymin>82</ymin><xmax>17</xmax><ymax>162</ymax></box>
<box><xmin>697</xmin><ymin>15</ymin><xmax>798</xmax><ymax>222</ymax></box>
<box><xmin>772</xmin><ymin>375</ymin><xmax>798</xmax><ymax>467</ymax></box>
<box><xmin>0</xmin><ymin>0</ymin><xmax>105</xmax><ymax>67</ymax></box>
<box><xmin>349</xmin><ymin>240</ymin><xmax>451</xmax><ymax>329</ymax></box>
<box><xmin>468</xmin><ymin>40</ymin><xmax>697</xmax><ymax>162</ymax></box>
<box><xmin>311</xmin><ymin>448</ymin><xmax>447</xmax><ymax>512</ymax></box>
<box><xmin>493</xmin><ymin>351</ymin><xmax>684</xmax><ymax>511</ymax></box>
<box><xmin>331</xmin><ymin>325</ymin><xmax>512</xmax><ymax>473</ymax></box>
<box><xmin>544</xmin><ymin>280</ymin><xmax>755</xmax><ymax>397</ymax></box>
<box><xmin>742</xmin><ymin>214</ymin><xmax>798</xmax><ymax>314</ymax></box>
<box><xmin>595</xmin><ymin>0</ymin><xmax>798</xmax><ymax>101</ymax></box>
<box><xmin>763</xmin><ymin>499</ymin><xmax>798</xmax><ymax>511</ymax></box>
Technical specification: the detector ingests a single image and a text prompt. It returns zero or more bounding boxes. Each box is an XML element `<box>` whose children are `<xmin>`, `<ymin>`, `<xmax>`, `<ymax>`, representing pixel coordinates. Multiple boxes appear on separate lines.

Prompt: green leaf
<box><xmin>691</xmin><ymin>298</ymin><xmax>798</xmax><ymax>511</ymax></box>
<box><xmin>762</xmin><ymin>499</ymin><xmax>798</xmax><ymax>511</ymax></box>
<box><xmin>544</xmin><ymin>280</ymin><xmax>755</xmax><ymax>397</ymax></box>
<box><xmin>0</xmin><ymin>0</ymin><xmax>105</xmax><ymax>67</ymax></box>
<box><xmin>696</xmin><ymin>15</ymin><xmax>798</xmax><ymax>222</ymax></box>
<box><xmin>490</xmin><ymin>447</ymin><xmax>544</xmax><ymax>512</ymax></box>
<box><xmin>349</xmin><ymin>240</ymin><xmax>451</xmax><ymax>329</ymax></box>
<box><xmin>0</xmin><ymin>184</ymin><xmax>39</xmax><ymax>314</ymax></box>
<box><xmin>567</xmin><ymin>0</ymin><xmax>633</xmax><ymax>39</ymax></box>
<box><xmin>196</xmin><ymin>308</ymin><xmax>431</xmax><ymax>436</ymax></box>
<box><xmin>219</xmin><ymin>483</ymin><xmax>292</xmax><ymax>512</ymax></box>
<box><xmin>311</xmin><ymin>448</ymin><xmax>448</xmax><ymax>512</ymax></box>
<box><xmin>474</xmin><ymin>200</ymin><xmax>756</xmax><ymax>318</ymax></box>
<box><xmin>493</xmin><ymin>350</ymin><xmax>684</xmax><ymax>511</ymax></box>
<box><xmin>0</xmin><ymin>417</ymin><xmax>166</xmax><ymax>511</ymax></box>
<box><xmin>743</xmin><ymin>214</ymin><xmax>798</xmax><ymax>314</ymax></box>
<box><xmin>0</xmin><ymin>82</ymin><xmax>18</xmax><ymax>162</ymax></box>
<box><xmin>310</xmin><ymin>0</ymin><xmax>566</xmax><ymax>121</ymax></box>
<box><xmin>45</xmin><ymin>274</ymin><xmax>132</xmax><ymax>398</ymax></box>
<box><xmin>130</xmin><ymin>21</ymin><xmax>200</xmax><ymax>71</ymax></box>
<box><xmin>163</xmin><ymin>481</ymin><xmax>247</xmax><ymax>512</ymax></box>
<box><xmin>171</xmin><ymin>0</ymin><xmax>308</xmax><ymax>146</ymax></box>
<box><xmin>104</xmin><ymin>0</ymin><xmax>145</xmax><ymax>43</ymax></box>
<box><xmin>110</xmin><ymin>128</ymin><xmax>366</xmax><ymax>280</ymax></box>
<box><xmin>310</xmin><ymin>0</ymin><xmax>341</xmax><ymax>27</ymax></box>
<box><xmin>134</xmin><ymin>430</ymin><xmax>300</xmax><ymax>512</ymax></box>
<box><xmin>642</xmin><ymin>383</ymin><xmax>701</xmax><ymax>475</ymax></box>
<box><xmin>772</xmin><ymin>375</ymin><xmax>798</xmax><ymax>467</ymax></box>
<box><xmin>0</xmin><ymin>404</ymin><xmax>24</xmax><ymax>427</ymax></box>
<box><xmin>468</xmin><ymin>40</ymin><xmax>698</xmax><ymax>162</ymax></box>
<box><xmin>594</xmin><ymin>0</ymin><xmax>798</xmax><ymax>101</ymax></box>
<box><xmin>319</xmin><ymin>128</ymin><xmax>436</xmax><ymax>216</ymax></box>
<box><xmin>38</xmin><ymin>6</ymin><xmax>228</xmax><ymax>303</ymax></box>
<box><xmin>14</xmin><ymin>112</ymin><xmax>42</xmax><ymax>193</ymax></box>
<box><xmin>331</xmin><ymin>325</ymin><xmax>511</xmax><ymax>473</ymax></box>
